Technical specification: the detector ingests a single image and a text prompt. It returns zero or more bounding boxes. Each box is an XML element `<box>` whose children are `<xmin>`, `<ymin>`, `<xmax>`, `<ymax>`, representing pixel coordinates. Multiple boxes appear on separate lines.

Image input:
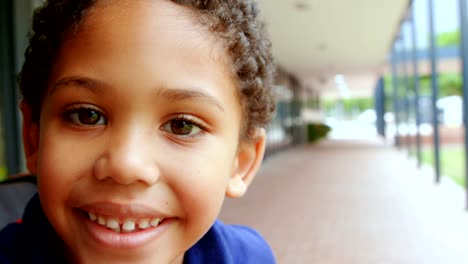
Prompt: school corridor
<box><xmin>220</xmin><ymin>138</ymin><xmax>468</xmax><ymax>264</ymax></box>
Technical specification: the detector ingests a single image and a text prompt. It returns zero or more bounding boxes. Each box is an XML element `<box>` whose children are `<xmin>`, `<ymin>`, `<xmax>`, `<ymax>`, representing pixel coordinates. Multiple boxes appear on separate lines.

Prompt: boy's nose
<box><xmin>93</xmin><ymin>127</ymin><xmax>161</xmax><ymax>186</ymax></box>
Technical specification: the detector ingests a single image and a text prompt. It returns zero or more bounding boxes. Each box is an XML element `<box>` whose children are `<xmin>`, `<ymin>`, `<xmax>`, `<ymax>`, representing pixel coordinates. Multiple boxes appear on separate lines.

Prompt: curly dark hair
<box><xmin>19</xmin><ymin>0</ymin><xmax>276</xmax><ymax>140</ymax></box>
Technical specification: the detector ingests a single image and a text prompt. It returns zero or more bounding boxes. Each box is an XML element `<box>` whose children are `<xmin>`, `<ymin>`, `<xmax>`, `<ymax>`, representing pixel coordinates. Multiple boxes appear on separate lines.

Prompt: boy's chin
<box><xmin>67</xmin><ymin>247</ymin><xmax>184</xmax><ymax>264</ymax></box>
<box><xmin>62</xmin><ymin>214</ymin><xmax>185</xmax><ymax>264</ymax></box>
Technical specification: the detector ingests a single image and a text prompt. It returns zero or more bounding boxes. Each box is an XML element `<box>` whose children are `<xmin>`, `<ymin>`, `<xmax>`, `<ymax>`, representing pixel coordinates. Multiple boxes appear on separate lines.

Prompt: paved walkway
<box><xmin>220</xmin><ymin>139</ymin><xmax>468</xmax><ymax>264</ymax></box>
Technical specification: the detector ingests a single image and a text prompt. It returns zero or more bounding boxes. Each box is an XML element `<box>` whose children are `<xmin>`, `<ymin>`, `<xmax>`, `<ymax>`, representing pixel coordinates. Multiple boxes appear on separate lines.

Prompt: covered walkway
<box><xmin>220</xmin><ymin>139</ymin><xmax>468</xmax><ymax>263</ymax></box>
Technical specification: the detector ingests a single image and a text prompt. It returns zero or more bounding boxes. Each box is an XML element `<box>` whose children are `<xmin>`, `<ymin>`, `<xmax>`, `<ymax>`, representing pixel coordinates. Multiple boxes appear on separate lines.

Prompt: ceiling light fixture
<box><xmin>295</xmin><ymin>1</ymin><xmax>309</xmax><ymax>11</ymax></box>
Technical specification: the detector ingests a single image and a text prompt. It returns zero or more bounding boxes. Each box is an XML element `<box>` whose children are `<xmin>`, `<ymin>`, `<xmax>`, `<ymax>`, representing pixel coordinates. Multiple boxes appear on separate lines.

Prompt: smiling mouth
<box><xmin>87</xmin><ymin>212</ymin><xmax>165</xmax><ymax>233</ymax></box>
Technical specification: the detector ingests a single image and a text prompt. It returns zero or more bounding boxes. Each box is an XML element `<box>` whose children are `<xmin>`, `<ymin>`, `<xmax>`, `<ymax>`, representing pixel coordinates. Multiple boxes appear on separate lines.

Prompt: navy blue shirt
<box><xmin>0</xmin><ymin>194</ymin><xmax>275</xmax><ymax>263</ymax></box>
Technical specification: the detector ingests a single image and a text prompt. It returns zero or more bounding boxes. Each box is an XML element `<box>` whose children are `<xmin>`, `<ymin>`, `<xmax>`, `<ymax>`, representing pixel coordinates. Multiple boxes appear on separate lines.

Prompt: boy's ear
<box><xmin>20</xmin><ymin>101</ymin><xmax>40</xmax><ymax>174</ymax></box>
<box><xmin>226</xmin><ymin>128</ymin><xmax>266</xmax><ymax>198</ymax></box>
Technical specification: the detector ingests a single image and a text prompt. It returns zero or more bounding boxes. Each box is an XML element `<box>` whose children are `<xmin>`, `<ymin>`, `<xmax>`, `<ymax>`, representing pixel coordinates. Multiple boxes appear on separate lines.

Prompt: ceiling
<box><xmin>255</xmin><ymin>0</ymin><xmax>411</xmax><ymax>98</ymax></box>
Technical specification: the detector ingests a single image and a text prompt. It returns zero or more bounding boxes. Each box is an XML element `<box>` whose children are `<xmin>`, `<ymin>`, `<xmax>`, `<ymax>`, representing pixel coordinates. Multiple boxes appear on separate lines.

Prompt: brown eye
<box><xmin>171</xmin><ymin>120</ymin><xmax>196</xmax><ymax>135</ymax></box>
<box><xmin>66</xmin><ymin>107</ymin><xmax>107</xmax><ymax>126</ymax></box>
<box><xmin>162</xmin><ymin>118</ymin><xmax>202</xmax><ymax>136</ymax></box>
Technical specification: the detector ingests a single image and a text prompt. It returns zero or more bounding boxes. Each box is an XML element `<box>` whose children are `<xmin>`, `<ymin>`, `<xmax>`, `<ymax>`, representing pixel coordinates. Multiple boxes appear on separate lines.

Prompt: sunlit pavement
<box><xmin>220</xmin><ymin>136</ymin><xmax>468</xmax><ymax>263</ymax></box>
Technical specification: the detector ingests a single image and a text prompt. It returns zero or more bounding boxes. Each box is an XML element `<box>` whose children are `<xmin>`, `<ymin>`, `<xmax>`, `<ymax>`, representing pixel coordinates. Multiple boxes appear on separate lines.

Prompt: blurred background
<box><xmin>3</xmin><ymin>0</ymin><xmax>468</xmax><ymax>263</ymax></box>
<box><xmin>257</xmin><ymin>0</ymin><xmax>468</xmax><ymax>191</ymax></box>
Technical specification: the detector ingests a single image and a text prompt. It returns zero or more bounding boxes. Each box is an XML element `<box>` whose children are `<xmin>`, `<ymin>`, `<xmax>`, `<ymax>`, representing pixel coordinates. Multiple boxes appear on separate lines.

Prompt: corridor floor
<box><xmin>219</xmin><ymin>139</ymin><xmax>468</xmax><ymax>263</ymax></box>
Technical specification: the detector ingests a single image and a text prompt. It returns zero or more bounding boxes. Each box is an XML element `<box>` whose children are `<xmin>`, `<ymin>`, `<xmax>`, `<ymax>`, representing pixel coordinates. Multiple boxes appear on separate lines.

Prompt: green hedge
<box><xmin>0</xmin><ymin>167</ymin><xmax>6</xmax><ymax>182</ymax></box>
<box><xmin>307</xmin><ymin>123</ymin><xmax>331</xmax><ymax>143</ymax></box>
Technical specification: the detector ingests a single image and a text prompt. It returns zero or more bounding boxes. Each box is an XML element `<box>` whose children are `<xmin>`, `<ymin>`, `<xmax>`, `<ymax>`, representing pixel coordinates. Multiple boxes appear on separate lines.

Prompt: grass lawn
<box><xmin>413</xmin><ymin>146</ymin><xmax>465</xmax><ymax>187</ymax></box>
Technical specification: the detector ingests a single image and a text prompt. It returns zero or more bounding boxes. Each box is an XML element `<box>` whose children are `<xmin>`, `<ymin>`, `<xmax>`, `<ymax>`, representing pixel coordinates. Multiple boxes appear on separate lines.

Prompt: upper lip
<box><xmin>78</xmin><ymin>202</ymin><xmax>169</xmax><ymax>219</ymax></box>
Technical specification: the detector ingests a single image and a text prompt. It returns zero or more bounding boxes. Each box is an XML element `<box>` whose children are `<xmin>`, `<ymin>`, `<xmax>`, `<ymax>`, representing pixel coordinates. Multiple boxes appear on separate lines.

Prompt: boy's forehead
<box><xmin>85</xmin><ymin>1</ymin><xmax>212</xmax><ymax>44</ymax></box>
<box><xmin>77</xmin><ymin>0</ymin><xmax>231</xmax><ymax>72</ymax></box>
<box><xmin>49</xmin><ymin>0</ymin><xmax>241</xmax><ymax>106</ymax></box>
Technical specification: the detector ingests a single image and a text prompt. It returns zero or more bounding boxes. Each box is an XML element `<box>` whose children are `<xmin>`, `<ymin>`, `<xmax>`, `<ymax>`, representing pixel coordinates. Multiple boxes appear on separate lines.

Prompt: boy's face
<box><xmin>22</xmin><ymin>1</ymin><xmax>265</xmax><ymax>263</ymax></box>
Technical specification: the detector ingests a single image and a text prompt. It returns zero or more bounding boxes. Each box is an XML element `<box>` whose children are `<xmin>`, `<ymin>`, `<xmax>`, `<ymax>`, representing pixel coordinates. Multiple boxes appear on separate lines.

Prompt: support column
<box><xmin>375</xmin><ymin>77</ymin><xmax>386</xmax><ymax>137</ymax></box>
<box><xmin>428</xmin><ymin>0</ymin><xmax>441</xmax><ymax>183</ymax></box>
<box><xmin>0</xmin><ymin>0</ymin><xmax>20</xmax><ymax>176</ymax></box>
<box><xmin>459</xmin><ymin>0</ymin><xmax>468</xmax><ymax>207</ymax></box>
<box><xmin>391</xmin><ymin>42</ymin><xmax>401</xmax><ymax>148</ymax></box>
<box><xmin>410</xmin><ymin>3</ymin><xmax>422</xmax><ymax>168</ymax></box>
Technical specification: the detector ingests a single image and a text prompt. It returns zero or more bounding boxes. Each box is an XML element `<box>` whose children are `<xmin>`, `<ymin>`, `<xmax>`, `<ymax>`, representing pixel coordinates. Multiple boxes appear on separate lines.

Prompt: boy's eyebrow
<box><xmin>157</xmin><ymin>89</ymin><xmax>225</xmax><ymax>112</ymax></box>
<box><xmin>50</xmin><ymin>76</ymin><xmax>104</xmax><ymax>95</ymax></box>
<box><xmin>50</xmin><ymin>76</ymin><xmax>225</xmax><ymax>112</ymax></box>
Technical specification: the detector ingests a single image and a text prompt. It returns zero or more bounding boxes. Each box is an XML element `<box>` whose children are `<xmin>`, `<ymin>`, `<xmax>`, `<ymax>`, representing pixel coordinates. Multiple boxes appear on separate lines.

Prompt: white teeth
<box><xmin>87</xmin><ymin>211</ymin><xmax>164</xmax><ymax>232</ymax></box>
<box><xmin>122</xmin><ymin>220</ymin><xmax>136</xmax><ymax>232</ymax></box>
<box><xmin>150</xmin><ymin>218</ymin><xmax>161</xmax><ymax>227</ymax></box>
<box><xmin>88</xmin><ymin>212</ymin><xmax>97</xmax><ymax>221</ymax></box>
<box><xmin>106</xmin><ymin>218</ymin><xmax>119</xmax><ymax>229</ymax></box>
<box><xmin>97</xmin><ymin>216</ymin><xmax>106</xmax><ymax>226</ymax></box>
<box><xmin>138</xmin><ymin>219</ymin><xmax>150</xmax><ymax>229</ymax></box>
